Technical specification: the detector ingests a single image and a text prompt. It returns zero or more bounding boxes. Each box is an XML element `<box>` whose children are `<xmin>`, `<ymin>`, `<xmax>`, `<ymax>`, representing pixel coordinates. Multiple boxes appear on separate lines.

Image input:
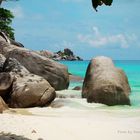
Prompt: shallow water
<box><xmin>60</xmin><ymin>60</ymin><xmax>140</xmax><ymax>108</ymax></box>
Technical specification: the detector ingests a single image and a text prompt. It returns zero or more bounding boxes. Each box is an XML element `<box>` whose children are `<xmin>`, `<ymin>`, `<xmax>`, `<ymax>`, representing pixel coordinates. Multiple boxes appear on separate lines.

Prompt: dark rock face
<box><xmin>9</xmin><ymin>38</ymin><xmax>24</xmax><ymax>48</ymax></box>
<box><xmin>0</xmin><ymin>40</ymin><xmax>69</xmax><ymax>90</ymax></box>
<box><xmin>64</xmin><ymin>48</ymin><xmax>74</xmax><ymax>56</ymax></box>
<box><xmin>0</xmin><ymin>96</ymin><xmax>8</xmax><ymax>113</ymax></box>
<box><xmin>0</xmin><ymin>72</ymin><xmax>13</xmax><ymax>98</ymax></box>
<box><xmin>82</xmin><ymin>56</ymin><xmax>131</xmax><ymax>106</ymax></box>
<box><xmin>3</xmin><ymin>58</ymin><xmax>56</xmax><ymax>108</ymax></box>
<box><xmin>53</xmin><ymin>48</ymin><xmax>83</xmax><ymax>61</ymax></box>
<box><xmin>37</xmin><ymin>48</ymin><xmax>83</xmax><ymax>61</ymax></box>
<box><xmin>0</xmin><ymin>54</ymin><xmax>6</xmax><ymax>72</ymax></box>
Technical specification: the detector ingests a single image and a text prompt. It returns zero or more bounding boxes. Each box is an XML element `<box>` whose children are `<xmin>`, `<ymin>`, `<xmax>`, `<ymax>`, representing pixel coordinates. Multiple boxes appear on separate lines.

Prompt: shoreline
<box><xmin>1</xmin><ymin>88</ymin><xmax>140</xmax><ymax>140</ymax></box>
<box><xmin>1</xmin><ymin>104</ymin><xmax>140</xmax><ymax>140</ymax></box>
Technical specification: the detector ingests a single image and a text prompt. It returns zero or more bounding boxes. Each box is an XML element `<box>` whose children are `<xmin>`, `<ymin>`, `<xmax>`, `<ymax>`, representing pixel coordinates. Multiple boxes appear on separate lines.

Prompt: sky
<box><xmin>2</xmin><ymin>0</ymin><xmax>140</xmax><ymax>60</ymax></box>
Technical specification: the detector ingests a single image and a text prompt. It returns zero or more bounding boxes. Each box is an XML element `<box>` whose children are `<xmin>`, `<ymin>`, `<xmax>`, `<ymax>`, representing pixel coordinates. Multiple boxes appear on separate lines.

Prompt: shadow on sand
<box><xmin>0</xmin><ymin>132</ymin><xmax>43</xmax><ymax>140</ymax></box>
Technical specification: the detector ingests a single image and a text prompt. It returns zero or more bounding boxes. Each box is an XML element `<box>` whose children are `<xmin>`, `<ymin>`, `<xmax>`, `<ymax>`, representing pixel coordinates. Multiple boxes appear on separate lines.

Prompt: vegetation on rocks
<box><xmin>0</xmin><ymin>8</ymin><xmax>15</xmax><ymax>40</ymax></box>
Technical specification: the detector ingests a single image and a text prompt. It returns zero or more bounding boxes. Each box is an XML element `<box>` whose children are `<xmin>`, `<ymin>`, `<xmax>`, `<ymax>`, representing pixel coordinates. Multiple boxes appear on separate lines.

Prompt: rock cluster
<box><xmin>0</xmin><ymin>31</ymin><xmax>132</xmax><ymax>110</ymax></box>
<box><xmin>38</xmin><ymin>48</ymin><xmax>83</xmax><ymax>61</ymax></box>
<box><xmin>0</xmin><ymin>32</ymin><xmax>69</xmax><ymax>109</ymax></box>
<box><xmin>0</xmin><ymin>36</ymin><xmax>69</xmax><ymax>90</ymax></box>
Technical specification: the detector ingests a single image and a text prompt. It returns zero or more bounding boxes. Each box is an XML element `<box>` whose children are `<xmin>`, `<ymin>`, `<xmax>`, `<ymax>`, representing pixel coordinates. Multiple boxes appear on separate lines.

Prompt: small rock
<box><xmin>31</xmin><ymin>130</ymin><xmax>37</xmax><ymax>133</ymax></box>
<box><xmin>72</xmin><ymin>86</ymin><xmax>82</xmax><ymax>91</ymax></box>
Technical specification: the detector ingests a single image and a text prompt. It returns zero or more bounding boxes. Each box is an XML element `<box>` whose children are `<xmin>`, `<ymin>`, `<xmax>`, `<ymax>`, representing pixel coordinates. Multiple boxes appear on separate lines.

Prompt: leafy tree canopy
<box><xmin>92</xmin><ymin>0</ymin><xmax>113</xmax><ymax>11</ymax></box>
<box><xmin>0</xmin><ymin>8</ymin><xmax>15</xmax><ymax>39</ymax></box>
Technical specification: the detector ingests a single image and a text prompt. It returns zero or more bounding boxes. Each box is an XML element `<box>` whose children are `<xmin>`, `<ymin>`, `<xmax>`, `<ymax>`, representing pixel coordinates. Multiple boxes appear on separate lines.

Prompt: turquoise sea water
<box><xmin>60</xmin><ymin>60</ymin><xmax>140</xmax><ymax>108</ymax></box>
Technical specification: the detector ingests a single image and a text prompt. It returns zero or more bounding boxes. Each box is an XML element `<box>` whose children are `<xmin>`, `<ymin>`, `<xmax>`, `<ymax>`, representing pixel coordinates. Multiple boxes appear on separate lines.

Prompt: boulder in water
<box><xmin>82</xmin><ymin>56</ymin><xmax>131</xmax><ymax>106</ymax></box>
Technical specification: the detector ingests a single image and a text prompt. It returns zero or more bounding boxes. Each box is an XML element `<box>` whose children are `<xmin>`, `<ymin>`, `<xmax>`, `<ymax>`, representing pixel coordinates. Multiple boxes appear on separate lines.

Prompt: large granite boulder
<box><xmin>3</xmin><ymin>58</ymin><xmax>56</xmax><ymax>108</ymax></box>
<box><xmin>37</xmin><ymin>50</ymin><xmax>55</xmax><ymax>59</ymax></box>
<box><xmin>0</xmin><ymin>72</ymin><xmax>13</xmax><ymax>98</ymax></box>
<box><xmin>0</xmin><ymin>96</ymin><xmax>8</xmax><ymax>113</ymax></box>
<box><xmin>0</xmin><ymin>31</ymin><xmax>24</xmax><ymax>47</ymax></box>
<box><xmin>82</xmin><ymin>56</ymin><xmax>131</xmax><ymax>106</ymax></box>
<box><xmin>0</xmin><ymin>37</ymin><xmax>69</xmax><ymax>90</ymax></box>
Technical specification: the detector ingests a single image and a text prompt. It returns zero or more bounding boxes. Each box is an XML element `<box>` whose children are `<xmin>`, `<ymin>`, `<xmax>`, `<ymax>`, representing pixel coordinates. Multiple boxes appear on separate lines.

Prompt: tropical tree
<box><xmin>0</xmin><ymin>0</ymin><xmax>18</xmax><ymax>40</ymax></box>
<box><xmin>0</xmin><ymin>8</ymin><xmax>15</xmax><ymax>39</ymax></box>
<box><xmin>0</xmin><ymin>0</ymin><xmax>113</xmax><ymax>40</ymax></box>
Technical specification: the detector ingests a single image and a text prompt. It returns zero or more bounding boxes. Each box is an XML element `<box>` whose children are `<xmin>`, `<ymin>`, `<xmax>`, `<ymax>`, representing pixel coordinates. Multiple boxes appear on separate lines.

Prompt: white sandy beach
<box><xmin>0</xmin><ymin>90</ymin><xmax>140</xmax><ymax>140</ymax></box>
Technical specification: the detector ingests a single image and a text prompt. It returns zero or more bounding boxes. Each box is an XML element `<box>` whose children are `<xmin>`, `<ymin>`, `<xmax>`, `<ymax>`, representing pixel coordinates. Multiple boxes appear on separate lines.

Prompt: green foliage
<box><xmin>92</xmin><ymin>0</ymin><xmax>113</xmax><ymax>11</ymax></box>
<box><xmin>0</xmin><ymin>8</ymin><xmax>15</xmax><ymax>39</ymax></box>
